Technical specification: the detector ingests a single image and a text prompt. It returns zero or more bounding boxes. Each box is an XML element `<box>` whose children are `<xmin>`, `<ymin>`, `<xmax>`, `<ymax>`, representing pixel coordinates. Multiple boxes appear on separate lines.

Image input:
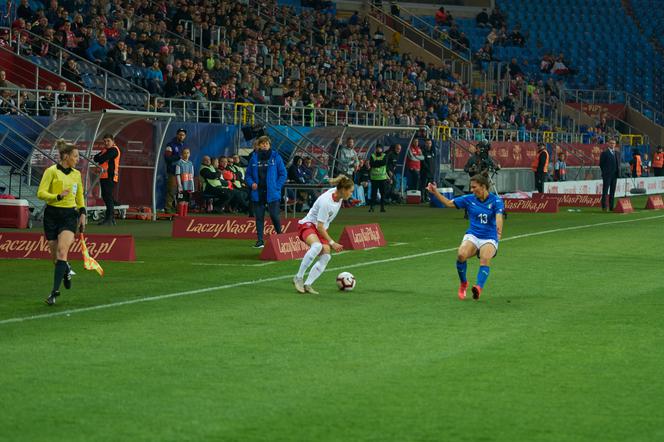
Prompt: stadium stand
<box><xmin>0</xmin><ymin>0</ymin><xmax>567</xmax><ymax>133</ymax></box>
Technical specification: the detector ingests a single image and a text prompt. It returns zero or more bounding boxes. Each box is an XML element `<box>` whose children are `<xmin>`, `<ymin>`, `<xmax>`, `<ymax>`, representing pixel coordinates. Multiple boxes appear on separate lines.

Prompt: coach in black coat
<box><xmin>599</xmin><ymin>139</ymin><xmax>621</xmax><ymax>211</ymax></box>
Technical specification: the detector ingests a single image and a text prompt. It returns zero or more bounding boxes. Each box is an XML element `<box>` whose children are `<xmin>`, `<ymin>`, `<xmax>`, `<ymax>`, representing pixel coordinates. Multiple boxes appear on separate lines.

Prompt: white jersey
<box><xmin>299</xmin><ymin>187</ymin><xmax>342</xmax><ymax>230</ymax></box>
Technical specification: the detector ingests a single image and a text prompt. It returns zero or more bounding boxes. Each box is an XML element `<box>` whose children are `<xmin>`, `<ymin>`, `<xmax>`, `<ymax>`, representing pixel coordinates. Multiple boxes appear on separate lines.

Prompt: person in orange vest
<box><xmin>629</xmin><ymin>150</ymin><xmax>642</xmax><ymax>177</ymax></box>
<box><xmin>652</xmin><ymin>146</ymin><xmax>664</xmax><ymax>177</ymax></box>
<box><xmin>93</xmin><ymin>133</ymin><xmax>121</xmax><ymax>225</ymax></box>
<box><xmin>532</xmin><ymin>143</ymin><xmax>549</xmax><ymax>193</ymax></box>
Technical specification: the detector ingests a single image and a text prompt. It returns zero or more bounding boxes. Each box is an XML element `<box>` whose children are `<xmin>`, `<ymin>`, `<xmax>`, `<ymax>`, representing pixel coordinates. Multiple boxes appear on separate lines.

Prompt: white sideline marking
<box><xmin>192</xmin><ymin>262</ymin><xmax>276</xmax><ymax>267</ymax></box>
<box><xmin>2</xmin><ymin>214</ymin><xmax>663</xmax><ymax>326</ymax></box>
<box><xmin>390</xmin><ymin>242</ymin><xmax>408</xmax><ymax>246</ymax></box>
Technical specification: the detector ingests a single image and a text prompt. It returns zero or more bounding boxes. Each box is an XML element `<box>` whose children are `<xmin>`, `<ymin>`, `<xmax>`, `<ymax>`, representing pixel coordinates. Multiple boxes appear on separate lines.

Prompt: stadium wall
<box><xmin>624</xmin><ymin>107</ymin><xmax>664</xmax><ymax>146</ymax></box>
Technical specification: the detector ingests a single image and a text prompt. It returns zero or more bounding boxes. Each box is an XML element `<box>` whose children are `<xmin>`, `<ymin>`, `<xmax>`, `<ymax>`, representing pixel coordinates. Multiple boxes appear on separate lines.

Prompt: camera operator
<box><xmin>464</xmin><ymin>141</ymin><xmax>498</xmax><ymax>178</ymax></box>
<box><xmin>463</xmin><ymin>140</ymin><xmax>500</xmax><ymax>219</ymax></box>
<box><xmin>462</xmin><ymin>141</ymin><xmax>499</xmax><ymax>218</ymax></box>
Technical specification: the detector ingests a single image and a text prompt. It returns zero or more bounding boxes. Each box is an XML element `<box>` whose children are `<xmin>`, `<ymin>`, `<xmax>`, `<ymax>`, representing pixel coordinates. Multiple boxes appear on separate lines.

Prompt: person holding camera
<box><xmin>464</xmin><ymin>142</ymin><xmax>497</xmax><ymax>181</ymax></box>
<box><xmin>462</xmin><ymin>141</ymin><xmax>500</xmax><ymax>216</ymax></box>
<box><xmin>532</xmin><ymin>143</ymin><xmax>549</xmax><ymax>193</ymax></box>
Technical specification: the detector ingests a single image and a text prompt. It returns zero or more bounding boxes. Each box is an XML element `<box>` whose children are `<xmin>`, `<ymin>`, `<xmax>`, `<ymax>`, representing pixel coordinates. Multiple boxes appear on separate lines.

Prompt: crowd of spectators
<box><xmin>0</xmin><ymin>66</ymin><xmax>75</xmax><ymax>115</ymax></box>
<box><xmin>3</xmin><ymin>0</ymin><xmax>565</xmax><ymax>133</ymax></box>
<box><xmin>473</xmin><ymin>7</ymin><xmax>521</xmax><ymax>66</ymax></box>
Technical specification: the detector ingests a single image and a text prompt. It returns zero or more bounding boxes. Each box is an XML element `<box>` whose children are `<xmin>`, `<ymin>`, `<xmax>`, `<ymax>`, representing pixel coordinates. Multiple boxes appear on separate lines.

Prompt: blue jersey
<box><xmin>453</xmin><ymin>193</ymin><xmax>504</xmax><ymax>240</ymax></box>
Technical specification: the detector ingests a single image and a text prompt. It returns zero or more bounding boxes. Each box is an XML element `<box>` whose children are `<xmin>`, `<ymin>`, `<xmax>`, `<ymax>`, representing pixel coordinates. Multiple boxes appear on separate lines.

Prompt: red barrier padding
<box><xmin>338</xmin><ymin>223</ymin><xmax>387</xmax><ymax>249</ymax></box>
<box><xmin>0</xmin><ymin>233</ymin><xmax>136</xmax><ymax>261</ymax></box>
<box><xmin>260</xmin><ymin>232</ymin><xmax>309</xmax><ymax>261</ymax></box>
<box><xmin>502</xmin><ymin>198</ymin><xmax>559</xmax><ymax>213</ymax></box>
<box><xmin>614</xmin><ymin>198</ymin><xmax>634</xmax><ymax>213</ymax></box>
<box><xmin>645</xmin><ymin>195</ymin><xmax>664</xmax><ymax>210</ymax></box>
<box><xmin>532</xmin><ymin>193</ymin><xmax>602</xmax><ymax>207</ymax></box>
<box><xmin>172</xmin><ymin>216</ymin><xmax>298</xmax><ymax>239</ymax></box>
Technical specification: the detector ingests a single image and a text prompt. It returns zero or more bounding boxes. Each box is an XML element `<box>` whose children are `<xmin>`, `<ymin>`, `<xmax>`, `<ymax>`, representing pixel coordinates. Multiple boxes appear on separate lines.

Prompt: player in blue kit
<box><xmin>427</xmin><ymin>172</ymin><xmax>504</xmax><ymax>300</ymax></box>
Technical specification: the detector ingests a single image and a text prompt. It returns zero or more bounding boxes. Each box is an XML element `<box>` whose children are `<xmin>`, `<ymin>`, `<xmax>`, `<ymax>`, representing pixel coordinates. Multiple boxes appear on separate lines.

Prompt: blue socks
<box><xmin>456</xmin><ymin>260</ymin><xmax>467</xmax><ymax>283</ymax></box>
<box><xmin>457</xmin><ymin>262</ymin><xmax>491</xmax><ymax>288</ymax></box>
<box><xmin>477</xmin><ymin>265</ymin><xmax>490</xmax><ymax>288</ymax></box>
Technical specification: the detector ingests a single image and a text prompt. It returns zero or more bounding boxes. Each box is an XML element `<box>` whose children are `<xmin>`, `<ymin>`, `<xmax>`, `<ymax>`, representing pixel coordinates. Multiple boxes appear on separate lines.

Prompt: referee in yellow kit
<box><xmin>37</xmin><ymin>139</ymin><xmax>86</xmax><ymax>305</ymax></box>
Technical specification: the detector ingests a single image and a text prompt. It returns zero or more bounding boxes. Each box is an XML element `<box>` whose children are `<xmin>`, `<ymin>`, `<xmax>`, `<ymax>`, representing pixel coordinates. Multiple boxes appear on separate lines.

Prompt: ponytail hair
<box><xmin>328</xmin><ymin>174</ymin><xmax>354</xmax><ymax>190</ymax></box>
<box><xmin>470</xmin><ymin>171</ymin><xmax>491</xmax><ymax>189</ymax></box>
<box><xmin>55</xmin><ymin>139</ymin><xmax>77</xmax><ymax>157</ymax></box>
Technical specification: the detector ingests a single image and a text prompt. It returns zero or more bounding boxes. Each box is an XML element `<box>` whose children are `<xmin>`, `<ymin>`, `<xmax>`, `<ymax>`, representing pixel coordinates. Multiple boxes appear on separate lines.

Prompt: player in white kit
<box><xmin>293</xmin><ymin>175</ymin><xmax>355</xmax><ymax>294</ymax></box>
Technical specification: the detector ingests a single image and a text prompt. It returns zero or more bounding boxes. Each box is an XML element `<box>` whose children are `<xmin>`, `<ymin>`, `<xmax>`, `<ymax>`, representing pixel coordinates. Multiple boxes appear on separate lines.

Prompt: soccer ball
<box><xmin>336</xmin><ymin>272</ymin><xmax>356</xmax><ymax>291</ymax></box>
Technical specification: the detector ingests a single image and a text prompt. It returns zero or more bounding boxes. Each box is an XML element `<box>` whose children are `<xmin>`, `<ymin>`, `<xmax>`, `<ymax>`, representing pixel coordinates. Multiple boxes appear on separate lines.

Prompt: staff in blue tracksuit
<box><xmin>245</xmin><ymin>135</ymin><xmax>287</xmax><ymax>248</ymax></box>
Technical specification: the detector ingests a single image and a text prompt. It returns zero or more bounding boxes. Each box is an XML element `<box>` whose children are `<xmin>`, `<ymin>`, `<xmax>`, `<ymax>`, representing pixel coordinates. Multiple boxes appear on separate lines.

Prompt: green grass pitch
<box><xmin>1</xmin><ymin>199</ymin><xmax>663</xmax><ymax>441</ymax></box>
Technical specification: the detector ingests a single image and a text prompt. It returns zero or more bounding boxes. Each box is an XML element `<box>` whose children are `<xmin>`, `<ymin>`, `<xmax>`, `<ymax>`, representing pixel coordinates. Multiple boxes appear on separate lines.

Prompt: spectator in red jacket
<box><xmin>406</xmin><ymin>139</ymin><xmax>424</xmax><ymax>191</ymax></box>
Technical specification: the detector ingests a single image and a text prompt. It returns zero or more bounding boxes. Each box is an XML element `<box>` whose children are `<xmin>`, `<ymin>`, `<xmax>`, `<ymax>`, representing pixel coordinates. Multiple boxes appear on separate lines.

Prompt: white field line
<box><xmin>191</xmin><ymin>262</ymin><xmax>276</xmax><ymax>267</ymax></box>
<box><xmin>390</xmin><ymin>242</ymin><xmax>408</xmax><ymax>246</ymax></box>
<box><xmin>1</xmin><ymin>214</ymin><xmax>663</xmax><ymax>326</ymax></box>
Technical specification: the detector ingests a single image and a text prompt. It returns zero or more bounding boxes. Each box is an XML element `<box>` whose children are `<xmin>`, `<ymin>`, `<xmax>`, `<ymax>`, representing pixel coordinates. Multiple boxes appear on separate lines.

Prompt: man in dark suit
<box><xmin>599</xmin><ymin>138</ymin><xmax>621</xmax><ymax>211</ymax></box>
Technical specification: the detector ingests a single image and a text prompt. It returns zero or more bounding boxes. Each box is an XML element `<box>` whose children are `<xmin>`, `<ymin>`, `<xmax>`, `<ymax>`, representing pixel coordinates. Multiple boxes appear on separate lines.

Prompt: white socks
<box><xmin>296</xmin><ymin>242</ymin><xmax>322</xmax><ymax>279</ymax></box>
<box><xmin>304</xmin><ymin>253</ymin><xmax>331</xmax><ymax>286</ymax></box>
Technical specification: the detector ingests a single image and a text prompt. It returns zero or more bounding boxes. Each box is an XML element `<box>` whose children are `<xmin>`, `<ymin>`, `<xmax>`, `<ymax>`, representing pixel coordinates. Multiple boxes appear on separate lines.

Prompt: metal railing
<box><xmin>154</xmin><ymin>98</ymin><xmax>388</xmax><ymax>126</ymax></box>
<box><xmin>368</xmin><ymin>3</ymin><xmax>472</xmax><ymax>85</ymax></box>
<box><xmin>7</xmin><ymin>27</ymin><xmax>150</xmax><ymax>107</ymax></box>
<box><xmin>563</xmin><ymin>88</ymin><xmax>664</xmax><ymax>126</ymax></box>
<box><xmin>561</xmin><ymin>90</ymin><xmax>649</xmax><ymax>139</ymax></box>
<box><xmin>372</xmin><ymin>3</ymin><xmax>471</xmax><ymax>61</ymax></box>
<box><xmin>625</xmin><ymin>95</ymin><xmax>664</xmax><ymax>126</ymax></box>
<box><xmin>0</xmin><ymin>86</ymin><xmax>92</xmax><ymax>117</ymax></box>
<box><xmin>433</xmin><ymin>124</ymin><xmax>650</xmax><ymax>147</ymax></box>
<box><xmin>176</xmin><ymin>19</ymin><xmax>223</xmax><ymax>50</ymax></box>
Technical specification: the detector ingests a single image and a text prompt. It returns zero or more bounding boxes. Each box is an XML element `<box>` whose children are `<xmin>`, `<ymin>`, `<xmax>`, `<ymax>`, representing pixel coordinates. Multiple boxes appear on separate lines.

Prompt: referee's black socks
<box><xmin>53</xmin><ymin>260</ymin><xmax>68</xmax><ymax>293</ymax></box>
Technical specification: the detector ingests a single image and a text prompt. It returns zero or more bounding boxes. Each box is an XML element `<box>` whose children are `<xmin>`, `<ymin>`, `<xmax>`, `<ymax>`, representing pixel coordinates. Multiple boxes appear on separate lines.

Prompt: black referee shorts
<box><xmin>43</xmin><ymin>205</ymin><xmax>78</xmax><ymax>240</ymax></box>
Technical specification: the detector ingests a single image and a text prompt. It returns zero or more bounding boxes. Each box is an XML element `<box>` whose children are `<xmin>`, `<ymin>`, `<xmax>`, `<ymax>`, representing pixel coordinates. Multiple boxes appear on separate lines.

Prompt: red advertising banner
<box><xmin>614</xmin><ymin>198</ymin><xmax>634</xmax><ymax>213</ymax></box>
<box><xmin>0</xmin><ymin>233</ymin><xmax>136</xmax><ymax>261</ymax></box>
<box><xmin>172</xmin><ymin>216</ymin><xmax>298</xmax><ymax>239</ymax></box>
<box><xmin>502</xmin><ymin>198</ymin><xmax>559</xmax><ymax>213</ymax></box>
<box><xmin>566</xmin><ymin>103</ymin><xmax>626</xmax><ymax>120</ymax></box>
<box><xmin>260</xmin><ymin>232</ymin><xmax>309</xmax><ymax>261</ymax></box>
<box><xmin>338</xmin><ymin>223</ymin><xmax>387</xmax><ymax>249</ymax></box>
<box><xmin>453</xmin><ymin>141</ymin><xmax>608</xmax><ymax>168</ymax></box>
<box><xmin>645</xmin><ymin>195</ymin><xmax>664</xmax><ymax>210</ymax></box>
<box><xmin>533</xmin><ymin>193</ymin><xmax>602</xmax><ymax>207</ymax></box>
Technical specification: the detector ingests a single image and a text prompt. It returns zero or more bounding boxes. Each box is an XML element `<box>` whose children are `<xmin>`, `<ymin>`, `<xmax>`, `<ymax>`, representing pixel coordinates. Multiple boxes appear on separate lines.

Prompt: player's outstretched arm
<box><xmin>426</xmin><ymin>183</ymin><xmax>456</xmax><ymax>208</ymax></box>
<box><xmin>496</xmin><ymin>214</ymin><xmax>504</xmax><ymax>240</ymax></box>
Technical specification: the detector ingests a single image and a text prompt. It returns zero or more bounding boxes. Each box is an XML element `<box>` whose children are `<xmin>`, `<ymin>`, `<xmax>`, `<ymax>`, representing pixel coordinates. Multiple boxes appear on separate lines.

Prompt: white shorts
<box><xmin>462</xmin><ymin>234</ymin><xmax>498</xmax><ymax>256</ymax></box>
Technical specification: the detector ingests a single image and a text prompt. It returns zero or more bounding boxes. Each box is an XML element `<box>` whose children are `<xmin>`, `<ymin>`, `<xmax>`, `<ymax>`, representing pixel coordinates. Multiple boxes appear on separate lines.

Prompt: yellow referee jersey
<box><xmin>37</xmin><ymin>164</ymin><xmax>85</xmax><ymax>210</ymax></box>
